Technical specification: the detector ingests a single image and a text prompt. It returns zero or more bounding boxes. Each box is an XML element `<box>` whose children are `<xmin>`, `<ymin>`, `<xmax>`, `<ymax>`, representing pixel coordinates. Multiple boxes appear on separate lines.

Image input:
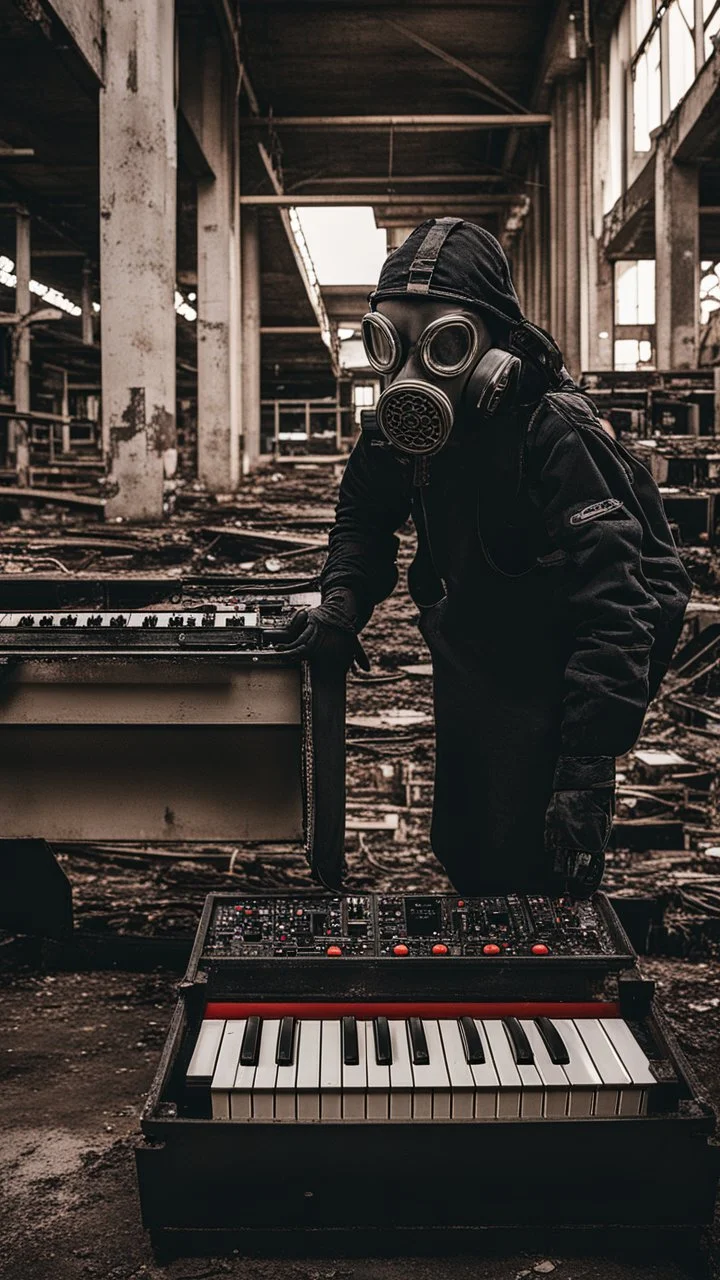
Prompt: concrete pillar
<box><xmin>588</xmin><ymin>47</ymin><xmax>613</xmax><ymax>371</ymax></box>
<box><xmin>536</xmin><ymin>148</ymin><xmax>550</xmax><ymax>333</ymax></box>
<box><xmin>564</xmin><ymin>78</ymin><xmax>581</xmax><ymax>379</ymax></box>
<box><xmin>387</xmin><ymin>225</ymin><xmax>415</xmax><ymax>251</ymax></box>
<box><xmin>81</xmin><ymin>261</ymin><xmax>94</xmax><ymax>346</ymax></box>
<box><xmin>578</xmin><ymin>76</ymin><xmax>590</xmax><ymax>374</ymax></box>
<box><xmin>241</xmin><ymin>207</ymin><xmax>261</xmax><ymax>468</ymax></box>
<box><xmin>197</xmin><ymin>35</ymin><xmax>241</xmax><ymax>491</ymax></box>
<box><xmin>60</xmin><ymin>369</ymin><xmax>70</xmax><ymax>454</ymax></box>
<box><xmin>550</xmin><ymin>82</ymin><xmax>565</xmax><ymax>348</ymax></box>
<box><xmin>99</xmin><ymin>0</ymin><xmax>177</xmax><ymax>521</ymax></box>
<box><xmin>12</xmin><ymin>210</ymin><xmax>31</xmax><ymax>486</ymax></box>
<box><xmin>655</xmin><ymin>139</ymin><xmax>699</xmax><ymax>369</ymax></box>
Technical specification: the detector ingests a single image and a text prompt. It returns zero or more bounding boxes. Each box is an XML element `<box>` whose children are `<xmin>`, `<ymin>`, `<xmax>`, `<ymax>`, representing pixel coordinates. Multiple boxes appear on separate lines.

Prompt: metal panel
<box><xmin>0</xmin><ymin>726</ymin><xmax>303</xmax><ymax>841</ymax></box>
<box><xmin>0</xmin><ymin>662</ymin><xmax>301</xmax><ymax>725</ymax></box>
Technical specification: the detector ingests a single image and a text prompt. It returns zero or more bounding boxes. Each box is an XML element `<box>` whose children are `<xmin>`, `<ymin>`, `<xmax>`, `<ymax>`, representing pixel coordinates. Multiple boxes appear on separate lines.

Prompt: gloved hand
<box><xmin>277</xmin><ymin>587</ymin><xmax>369</xmax><ymax>672</ymax></box>
<box><xmin>544</xmin><ymin>756</ymin><xmax>615</xmax><ymax>898</ymax></box>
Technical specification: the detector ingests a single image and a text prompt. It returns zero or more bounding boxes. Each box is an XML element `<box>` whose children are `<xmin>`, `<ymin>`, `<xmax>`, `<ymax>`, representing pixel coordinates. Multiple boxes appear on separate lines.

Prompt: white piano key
<box><xmin>600</xmin><ymin>1019</ymin><xmax>656</xmax><ymax>1085</ymax></box>
<box><xmin>468</xmin><ymin>1020</ymin><xmax>500</xmax><ymax>1118</ymax></box>
<box><xmin>483</xmin><ymin>1020</ymin><xmax>521</xmax><ymax>1118</ymax></box>
<box><xmin>274</xmin><ymin>1021</ymin><xmax>299</xmax><ymax>1121</ymax></box>
<box><xmin>296</xmin><ymin>1019</ymin><xmax>321</xmax><ymax>1120</ymax></box>
<box><xmin>186</xmin><ymin>1019</ymin><xmax>225</xmax><ymax>1086</ymax></box>
<box><xmin>231</xmin><ymin>1042</ymin><xmax>257</xmax><ymax>1120</ymax></box>
<box><xmin>517</xmin><ymin>1060</ymin><xmax>544</xmax><ymax>1118</ymax></box>
<box><xmin>251</xmin><ymin>1018</ymin><xmax>280</xmax><ymax>1119</ymax></box>
<box><xmin>320</xmin><ymin>1020</ymin><xmax>342</xmax><ymax>1120</ymax></box>
<box><xmin>520</xmin><ymin>1020</ymin><xmax>569</xmax><ymax>1118</ymax></box>
<box><xmin>388</xmin><ymin>1020</ymin><xmax>413</xmax><ymax>1119</ymax></box>
<box><xmin>575</xmin><ymin>1019</ymin><xmax>631</xmax><ymax>1117</ymax></box>
<box><xmin>341</xmin><ymin>1019</ymin><xmax>367</xmax><ymax>1119</ymax></box>
<box><xmin>364</xmin><ymin>1019</ymin><xmax>390</xmax><ymax>1119</ymax></box>
<box><xmin>409</xmin><ymin>1020</ymin><xmax>451</xmax><ymax>1119</ymax></box>
<box><xmin>210</xmin><ymin>1020</ymin><xmax>245</xmax><ymax>1119</ymax></box>
<box><xmin>438</xmin><ymin>1020</ymin><xmax>475</xmax><ymax>1119</ymax></box>
<box><xmin>551</xmin><ymin>1018</ymin><xmax>601</xmax><ymax>1117</ymax></box>
<box><xmin>600</xmin><ymin>1018</ymin><xmax>655</xmax><ymax>1116</ymax></box>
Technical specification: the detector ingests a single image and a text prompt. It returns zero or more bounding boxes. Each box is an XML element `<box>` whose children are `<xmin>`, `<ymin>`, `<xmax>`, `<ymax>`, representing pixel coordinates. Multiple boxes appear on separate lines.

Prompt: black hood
<box><xmin>369</xmin><ymin>218</ymin><xmax>525</xmax><ymax>330</ymax></box>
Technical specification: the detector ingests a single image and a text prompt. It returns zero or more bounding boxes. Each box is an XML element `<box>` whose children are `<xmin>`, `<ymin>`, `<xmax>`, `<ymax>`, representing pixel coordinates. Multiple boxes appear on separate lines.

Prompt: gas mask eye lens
<box><xmin>361</xmin><ymin>313</ymin><xmax>401</xmax><ymax>374</ymax></box>
<box><xmin>419</xmin><ymin>316</ymin><xmax>479</xmax><ymax>377</ymax></box>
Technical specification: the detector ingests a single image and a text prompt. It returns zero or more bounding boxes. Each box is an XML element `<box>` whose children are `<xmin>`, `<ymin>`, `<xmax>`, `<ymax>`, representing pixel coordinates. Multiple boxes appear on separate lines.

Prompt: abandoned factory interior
<box><xmin>5</xmin><ymin>0</ymin><xmax>720</xmax><ymax>1276</ymax></box>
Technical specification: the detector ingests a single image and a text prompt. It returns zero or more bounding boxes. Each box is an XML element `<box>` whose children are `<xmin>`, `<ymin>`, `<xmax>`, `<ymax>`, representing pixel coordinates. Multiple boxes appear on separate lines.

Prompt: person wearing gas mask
<box><xmin>281</xmin><ymin>218</ymin><xmax>691</xmax><ymax>898</ymax></box>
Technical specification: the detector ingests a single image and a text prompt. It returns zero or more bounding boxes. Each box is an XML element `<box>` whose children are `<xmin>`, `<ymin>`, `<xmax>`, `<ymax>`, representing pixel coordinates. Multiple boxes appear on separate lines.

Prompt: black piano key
<box><xmin>275</xmin><ymin>1016</ymin><xmax>296</xmax><ymax>1066</ymax></box>
<box><xmin>458</xmin><ymin>1015</ymin><xmax>485</xmax><ymax>1064</ymax></box>
<box><xmin>342</xmin><ymin>1015</ymin><xmax>359</xmax><ymax>1066</ymax></box>
<box><xmin>408</xmin><ymin>1016</ymin><xmax>430</xmax><ymax>1066</ymax></box>
<box><xmin>503</xmin><ymin>1016</ymin><xmax>534</xmax><ymax>1065</ymax></box>
<box><xmin>240</xmin><ymin>1015</ymin><xmax>262</xmax><ymax>1066</ymax></box>
<box><xmin>373</xmin><ymin>1016</ymin><xmax>392</xmax><ymax>1066</ymax></box>
<box><xmin>535</xmin><ymin>1015</ymin><xmax>570</xmax><ymax>1065</ymax></box>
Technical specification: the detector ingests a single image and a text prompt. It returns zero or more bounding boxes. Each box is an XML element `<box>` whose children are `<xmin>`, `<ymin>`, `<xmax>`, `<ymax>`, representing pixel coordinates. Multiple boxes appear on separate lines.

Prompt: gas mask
<box><xmin>361</xmin><ymin>305</ymin><xmax>522</xmax><ymax>458</ymax></box>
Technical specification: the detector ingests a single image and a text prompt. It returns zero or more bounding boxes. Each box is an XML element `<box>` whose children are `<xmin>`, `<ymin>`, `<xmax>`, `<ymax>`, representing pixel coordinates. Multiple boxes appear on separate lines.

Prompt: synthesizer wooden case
<box><xmin>136</xmin><ymin>890</ymin><xmax>719</xmax><ymax>1255</ymax></box>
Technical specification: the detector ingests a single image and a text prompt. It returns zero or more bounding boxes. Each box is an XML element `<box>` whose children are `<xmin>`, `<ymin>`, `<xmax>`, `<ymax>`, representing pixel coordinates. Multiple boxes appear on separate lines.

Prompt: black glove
<box><xmin>544</xmin><ymin>756</ymin><xmax>615</xmax><ymax>898</ymax></box>
<box><xmin>277</xmin><ymin>588</ymin><xmax>369</xmax><ymax>672</ymax></box>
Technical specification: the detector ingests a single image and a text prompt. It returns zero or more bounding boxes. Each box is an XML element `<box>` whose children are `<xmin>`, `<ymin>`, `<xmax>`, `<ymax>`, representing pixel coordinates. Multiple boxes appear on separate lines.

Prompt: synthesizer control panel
<box><xmin>0</xmin><ymin>598</ymin><xmax>316</xmax><ymax>651</ymax></box>
<box><xmin>202</xmin><ymin>893</ymin><xmax>626</xmax><ymax>961</ymax></box>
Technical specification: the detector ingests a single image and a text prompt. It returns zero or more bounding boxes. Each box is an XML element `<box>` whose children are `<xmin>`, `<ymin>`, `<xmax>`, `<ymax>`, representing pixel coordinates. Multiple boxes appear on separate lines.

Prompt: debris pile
<box><xmin>3</xmin><ymin>458</ymin><xmax>720</xmax><ymax>958</ymax></box>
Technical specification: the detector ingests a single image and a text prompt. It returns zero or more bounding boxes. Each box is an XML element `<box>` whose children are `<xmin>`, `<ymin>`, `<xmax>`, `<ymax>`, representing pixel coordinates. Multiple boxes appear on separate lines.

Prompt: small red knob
<box><xmin>531</xmin><ymin>943</ymin><xmax>550</xmax><ymax>955</ymax></box>
<box><xmin>393</xmin><ymin>943</ymin><xmax>409</xmax><ymax>956</ymax></box>
<box><xmin>432</xmin><ymin>943</ymin><xmax>448</xmax><ymax>955</ymax></box>
<box><xmin>326</xmin><ymin>945</ymin><xmax>342</xmax><ymax>957</ymax></box>
<box><xmin>483</xmin><ymin>943</ymin><xmax>501</xmax><ymax>955</ymax></box>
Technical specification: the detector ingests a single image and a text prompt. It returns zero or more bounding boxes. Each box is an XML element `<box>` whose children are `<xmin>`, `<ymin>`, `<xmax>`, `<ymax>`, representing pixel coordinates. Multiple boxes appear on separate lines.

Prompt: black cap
<box><xmin>370</xmin><ymin>218</ymin><xmax>524</xmax><ymax>329</ymax></box>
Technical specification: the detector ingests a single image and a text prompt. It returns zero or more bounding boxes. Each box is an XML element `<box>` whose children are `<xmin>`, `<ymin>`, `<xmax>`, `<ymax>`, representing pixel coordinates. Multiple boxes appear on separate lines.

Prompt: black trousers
<box><xmin>419</xmin><ymin>600</ymin><xmax>565</xmax><ymax>894</ymax></box>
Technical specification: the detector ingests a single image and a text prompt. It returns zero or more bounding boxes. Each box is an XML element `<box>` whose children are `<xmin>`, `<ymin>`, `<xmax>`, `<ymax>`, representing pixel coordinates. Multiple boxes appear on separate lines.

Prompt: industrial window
<box><xmin>704</xmin><ymin>0</ymin><xmax>720</xmax><ymax>56</ymax></box>
<box><xmin>633</xmin><ymin>0</ymin><xmax>656</xmax><ymax>49</ymax></box>
<box><xmin>630</xmin><ymin>0</ymin><xmax>710</xmax><ymax>154</ymax></box>
<box><xmin>352</xmin><ymin>384</ymin><xmax>375</xmax><ymax>409</ymax></box>
<box><xmin>614</xmin><ymin>338</ymin><xmax>654</xmax><ymax>369</ymax></box>
<box><xmin>615</xmin><ymin>260</ymin><xmax>656</xmax><ymax>325</ymax></box>
<box><xmin>700</xmin><ymin>261</ymin><xmax>720</xmax><ymax>324</ymax></box>
<box><xmin>632</xmin><ymin>29</ymin><xmax>661</xmax><ymax>151</ymax></box>
<box><xmin>667</xmin><ymin>0</ymin><xmax>697</xmax><ymax>112</ymax></box>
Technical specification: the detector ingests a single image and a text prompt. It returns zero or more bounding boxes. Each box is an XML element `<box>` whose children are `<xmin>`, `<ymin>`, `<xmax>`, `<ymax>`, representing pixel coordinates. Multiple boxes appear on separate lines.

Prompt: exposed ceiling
<box><xmin>239</xmin><ymin>0</ymin><xmax>557</xmax><ymax>238</ymax></box>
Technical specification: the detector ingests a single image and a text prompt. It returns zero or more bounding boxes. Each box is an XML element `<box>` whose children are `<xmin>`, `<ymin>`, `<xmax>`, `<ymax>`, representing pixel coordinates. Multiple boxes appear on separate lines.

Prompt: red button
<box><xmin>483</xmin><ymin>943</ymin><xmax>501</xmax><ymax>955</ymax></box>
<box><xmin>393</xmin><ymin>944</ymin><xmax>409</xmax><ymax>956</ymax></box>
<box><xmin>457</xmin><ymin>900</ymin><xmax>465</xmax><ymax>908</ymax></box>
<box><xmin>432</xmin><ymin>943</ymin><xmax>448</xmax><ymax>955</ymax></box>
<box><xmin>532</xmin><ymin>943</ymin><xmax>550</xmax><ymax>955</ymax></box>
<box><xmin>326</xmin><ymin>945</ymin><xmax>342</xmax><ymax>956</ymax></box>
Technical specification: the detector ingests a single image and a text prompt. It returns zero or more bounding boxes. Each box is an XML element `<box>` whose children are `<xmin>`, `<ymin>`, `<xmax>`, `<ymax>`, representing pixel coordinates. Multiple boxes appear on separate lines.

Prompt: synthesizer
<box><xmin>136</xmin><ymin>892</ymin><xmax>719</xmax><ymax>1251</ymax></box>
<box><xmin>0</xmin><ymin>599</ymin><xmax>311</xmax><ymax>650</ymax></box>
<box><xmin>0</xmin><ymin>585</ymin><xmax>346</xmax><ymax>890</ymax></box>
<box><xmin>182</xmin><ymin>893</ymin><xmax>664</xmax><ymax>1123</ymax></box>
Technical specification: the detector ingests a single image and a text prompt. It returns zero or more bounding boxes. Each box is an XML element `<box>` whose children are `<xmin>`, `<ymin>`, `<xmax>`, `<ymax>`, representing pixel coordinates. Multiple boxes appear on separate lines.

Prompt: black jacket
<box><xmin>320</xmin><ymin>386</ymin><xmax>691</xmax><ymax>760</ymax></box>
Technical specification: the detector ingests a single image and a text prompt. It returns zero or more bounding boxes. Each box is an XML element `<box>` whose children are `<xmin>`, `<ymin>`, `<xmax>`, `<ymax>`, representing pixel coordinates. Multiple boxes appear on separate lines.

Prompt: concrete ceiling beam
<box><xmin>245</xmin><ymin>115</ymin><xmax>551</xmax><ymax>129</ymax></box>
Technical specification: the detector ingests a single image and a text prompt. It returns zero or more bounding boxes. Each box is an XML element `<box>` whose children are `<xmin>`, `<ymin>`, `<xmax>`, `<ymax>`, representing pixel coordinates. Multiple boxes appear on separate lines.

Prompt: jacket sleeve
<box><xmin>531</xmin><ymin>405</ymin><xmax>663</xmax><ymax>759</ymax></box>
<box><xmin>320</xmin><ymin>433</ymin><xmax>413</xmax><ymax>629</ymax></box>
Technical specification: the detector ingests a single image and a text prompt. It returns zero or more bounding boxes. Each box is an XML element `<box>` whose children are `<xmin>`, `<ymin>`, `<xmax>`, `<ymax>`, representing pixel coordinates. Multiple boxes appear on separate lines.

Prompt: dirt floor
<box><xmin>2</xmin><ymin>462</ymin><xmax>720</xmax><ymax>1279</ymax></box>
